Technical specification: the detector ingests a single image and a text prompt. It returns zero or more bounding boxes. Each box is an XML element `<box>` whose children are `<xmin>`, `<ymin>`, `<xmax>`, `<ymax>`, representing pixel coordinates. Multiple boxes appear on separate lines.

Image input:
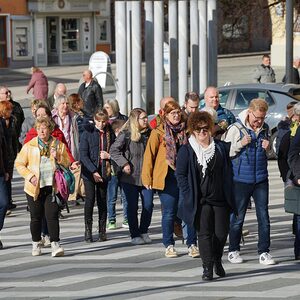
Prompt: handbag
<box><xmin>284</xmin><ymin>184</ymin><xmax>300</xmax><ymax>215</ymax></box>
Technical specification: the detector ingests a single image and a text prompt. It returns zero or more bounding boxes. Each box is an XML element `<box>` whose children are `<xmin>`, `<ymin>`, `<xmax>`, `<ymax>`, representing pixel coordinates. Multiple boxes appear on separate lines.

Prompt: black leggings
<box><xmin>196</xmin><ymin>203</ymin><xmax>230</xmax><ymax>264</ymax></box>
<box><xmin>26</xmin><ymin>186</ymin><xmax>60</xmax><ymax>242</ymax></box>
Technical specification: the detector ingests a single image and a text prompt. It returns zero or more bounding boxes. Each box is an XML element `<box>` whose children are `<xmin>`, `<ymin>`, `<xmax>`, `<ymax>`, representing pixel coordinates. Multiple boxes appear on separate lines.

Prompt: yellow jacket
<box><xmin>141</xmin><ymin>124</ymin><xmax>169</xmax><ymax>191</ymax></box>
<box><xmin>15</xmin><ymin>137</ymin><xmax>71</xmax><ymax>200</ymax></box>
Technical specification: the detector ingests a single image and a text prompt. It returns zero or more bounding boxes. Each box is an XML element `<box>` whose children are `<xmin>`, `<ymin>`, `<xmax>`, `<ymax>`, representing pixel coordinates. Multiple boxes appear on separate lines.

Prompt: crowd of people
<box><xmin>0</xmin><ymin>67</ymin><xmax>299</xmax><ymax>281</ymax></box>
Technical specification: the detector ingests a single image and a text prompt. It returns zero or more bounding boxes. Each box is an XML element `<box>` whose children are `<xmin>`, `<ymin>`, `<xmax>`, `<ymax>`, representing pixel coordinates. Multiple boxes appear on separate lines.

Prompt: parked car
<box><xmin>200</xmin><ymin>83</ymin><xmax>300</xmax><ymax>158</ymax></box>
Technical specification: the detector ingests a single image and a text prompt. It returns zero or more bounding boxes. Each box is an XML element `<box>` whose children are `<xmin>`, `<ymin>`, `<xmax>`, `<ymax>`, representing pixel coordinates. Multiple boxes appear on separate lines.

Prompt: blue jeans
<box><xmin>122</xmin><ymin>183</ymin><xmax>153</xmax><ymax>238</ymax></box>
<box><xmin>229</xmin><ymin>180</ymin><xmax>270</xmax><ymax>255</ymax></box>
<box><xmin>182</xmin><ymin>221</ymin><xmax>197</xmax><ymax>247</ymax></box>
<box><xmin>293</xmin><ymin>214</ymin><xmax>300</xmax><ymax>257</ymax></box>
<box><xmin>0</xmin><ymin>176</ymin><xmax>8</xmax><ymax>231</ymax></box>
<box><xmin>158</xmin><ymin>170</ymin><xmax>179</xmax><ymax>247</ymax></box>
<box><xmin>107</xmin><ymin>175</ymin><xmax>127</xmax><ymax>222</ymax></box>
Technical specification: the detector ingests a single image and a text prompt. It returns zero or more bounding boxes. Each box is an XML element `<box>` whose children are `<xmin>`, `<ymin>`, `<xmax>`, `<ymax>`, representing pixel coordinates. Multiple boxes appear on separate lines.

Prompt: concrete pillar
<box><xmin>207</xmin><ymin>0</ymin><xmax>217</xmax><ymax>86</ymax></box>
<box><xmin>154</xmin><ymin>0</ymin><xmax>164</xmax><ymax>113</ymax></box>
<box><xmin>144</xmin><ymin>1</ymin><xmax>154</xmax><ymax>114</ymax></box>
<box><xmin>178</xmin><ymin>0</ymin><xmax>188</xmax><ymax>105</ymax></box>
<box><xmin>168</xmin><ymin>0</ymin><xmax>178</xmax><ymax>100</ymax></box>
<box><xmin>190</xmin><ymin>0</ymin><xmax>199</xmax><ymax>94</ymax></box>
<box><xmin>286</xmin><ymin>0</ymin><xmax>294</xmax><ymax>83</ymax></box>
<box><xmin>131</xmin><ymin>1</ymin><xmax>142</xmax><ymax>108</ymax></box>
<box><xmin>199</xmin><ymin>0</ymin><xmax>208</xmax><ymax>93</ymax></box>
<box><xmin>115</xmin><ymin>0</ymin><xmax>127</xmax><ymax>115</ymax></box>
<box><xmin>126</xmin><ymin>2</ymin><xmax>132</xmax><ymax>112</ymax></box>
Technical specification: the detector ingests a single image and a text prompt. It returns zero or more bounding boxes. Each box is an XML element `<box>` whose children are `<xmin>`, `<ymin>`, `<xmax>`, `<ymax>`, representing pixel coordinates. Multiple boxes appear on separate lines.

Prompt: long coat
<box><xmin>26</xmin><ymin>71</ymin><xmax>49</xmax><ymax>100</ymax></box>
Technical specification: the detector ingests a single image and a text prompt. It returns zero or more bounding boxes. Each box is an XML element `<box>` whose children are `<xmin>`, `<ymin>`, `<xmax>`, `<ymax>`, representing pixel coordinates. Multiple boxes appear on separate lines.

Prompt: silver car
<box><xmin>200</xmin><ymin>83</ymin><xmax>300</xmax><ymax>158</ymax></box>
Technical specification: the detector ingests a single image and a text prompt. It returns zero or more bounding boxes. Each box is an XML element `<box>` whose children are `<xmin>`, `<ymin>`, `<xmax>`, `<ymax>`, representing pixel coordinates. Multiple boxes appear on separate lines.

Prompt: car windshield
<box><xmin>235</xmin><ymin>89</ymin><xmax>274</xmax><ymax>109</ymax></box>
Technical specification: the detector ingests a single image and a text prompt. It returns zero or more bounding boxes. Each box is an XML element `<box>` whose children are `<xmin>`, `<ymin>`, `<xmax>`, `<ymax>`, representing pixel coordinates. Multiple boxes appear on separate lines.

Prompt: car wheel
<box><xmin>267</xmin><ymin>132</ymin><xmax>277</xmax><ymax>160</ymax></box>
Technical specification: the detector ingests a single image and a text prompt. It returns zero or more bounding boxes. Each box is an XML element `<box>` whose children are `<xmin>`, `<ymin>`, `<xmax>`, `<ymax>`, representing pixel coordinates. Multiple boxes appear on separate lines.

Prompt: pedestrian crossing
<box><xmin>0</xmin><ymin>161</ymin><xmax>299</xmax><ymax>299</ymax></box>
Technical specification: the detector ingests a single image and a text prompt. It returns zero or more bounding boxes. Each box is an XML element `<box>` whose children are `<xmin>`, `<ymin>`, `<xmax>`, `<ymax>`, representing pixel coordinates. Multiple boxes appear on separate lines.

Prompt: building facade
<box><xmin>0</xmin><ymin>0</ymin><xmax>111</xmax><ymax>68</ymax></box>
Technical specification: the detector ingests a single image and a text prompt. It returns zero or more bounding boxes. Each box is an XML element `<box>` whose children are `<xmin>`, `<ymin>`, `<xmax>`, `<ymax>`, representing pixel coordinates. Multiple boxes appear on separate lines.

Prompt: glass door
<box><xmin>0</xmin><ymin>16</ymin><xmax>7</xmax><ymax>68</ymax></box>
<box><xmin>47</xmin><ymin>17</ymin><xmax>59</xmax><ymax>64</ymax></box>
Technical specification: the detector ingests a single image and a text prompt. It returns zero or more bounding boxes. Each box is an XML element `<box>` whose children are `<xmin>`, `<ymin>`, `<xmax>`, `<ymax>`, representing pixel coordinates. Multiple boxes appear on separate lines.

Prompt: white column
<box><xmin>178</xmin><ymin>0</ymin><xmax>188</xmax><ymax>105</ymax></box>
<box><xmin>115</xmin><ymin>0</ymin><xmax>127</xmax><ymax>114</ymax></box>
<box><xmin>154</xmin><ymin>0</ymin><xmax>164</xmax><ymax>113</ymax></box>
<box><xmin>144</xmin><ymin>0</ymin><xmax>154</xmax><ymax>113</ymax></box>
<box><xmin>168</xmin><ymin>0</ymin><xmax>178</xmax><ymax>100</ymax></box>
<box><xmin>126</xmin><ymin>2</ymin><xmax>132</xmax><ymax>112</ymax></box>
<box><xmin>199</xmin><ymin>0</ymin><xmax>207</xmax><ymax>93</ymax></box>
<box><xmin>131</xmin><ymin>0</ymin><xmax>142</xmax><ymax>108</ymax></box>
<box><xmin>207</xmin><ymin>0</ymin><xmax>218</xmax><ymax>86</ymax></box>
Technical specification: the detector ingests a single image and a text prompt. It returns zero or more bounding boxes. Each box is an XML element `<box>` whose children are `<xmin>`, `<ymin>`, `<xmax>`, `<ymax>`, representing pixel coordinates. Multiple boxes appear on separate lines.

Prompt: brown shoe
<box><xmin>174</xmin><ymin>222</ymin><xmax>183</xmax><ymax>238</ymax></box>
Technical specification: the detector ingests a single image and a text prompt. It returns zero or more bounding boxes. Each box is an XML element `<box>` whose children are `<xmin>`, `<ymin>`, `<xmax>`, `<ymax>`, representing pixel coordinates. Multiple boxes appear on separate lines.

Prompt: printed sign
<box><xmin>89</xmin><ymin>51</ymin><xmax>110</xmax><ymax>88</ymax></box>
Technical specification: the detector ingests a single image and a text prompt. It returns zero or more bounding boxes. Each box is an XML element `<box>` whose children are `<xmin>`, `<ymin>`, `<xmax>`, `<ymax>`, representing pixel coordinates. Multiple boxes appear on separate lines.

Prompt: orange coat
<box><xmin>141</xmin><ymin>124</ymin><xmax>169</xmax><ymax>191</ymax></box>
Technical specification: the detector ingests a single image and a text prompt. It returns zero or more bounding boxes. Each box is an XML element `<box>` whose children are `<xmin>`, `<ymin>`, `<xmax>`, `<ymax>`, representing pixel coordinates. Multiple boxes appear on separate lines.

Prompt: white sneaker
<box><xmin>165</xmin><ymin>245</ymin><xmax>178</xmax><ymax>258</ymax></box>
<box><xmin>51</xmin><ymin>241</ymin><xmax>64</xmax><ymax>257</ymax></box>
<box><xmin>228</xmin><ymin>251</ymin><xmax>244</xmax><ymax>264</ymax></box>
<box><xmin>131</xmin><ymin>237</ymin><xmax>145</xmax><ymax>245</ymax></box>
<box><xmin>259</xmin><ymin>252</ymin><xmax>276</xmax><ymax>265</ymax></box>
<box><xmin>32</xmin><ymin>241</ymin><xmax>42</xmax><ymax>256</ymax></box>
<box><xmin>41</xmin><ymin>235</ymin><xmax>51</xmax><ymax>248</ymax></box>
<box><xmin>188</xmin><ymin>244</ymin><xmax>200</xmax><ymax>258</ymax></box>
<box><xmin>141</xmin><ymin>233</ymin><xmax>152</xmax><ymax>244</ymax></box>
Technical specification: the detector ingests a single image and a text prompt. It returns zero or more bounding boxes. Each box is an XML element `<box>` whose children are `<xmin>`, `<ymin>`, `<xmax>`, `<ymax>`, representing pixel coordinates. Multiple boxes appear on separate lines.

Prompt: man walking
<box><xmin>223</xmin><ymin>98</ymin><xmax>276</xmax><ymax>265</ymax></box>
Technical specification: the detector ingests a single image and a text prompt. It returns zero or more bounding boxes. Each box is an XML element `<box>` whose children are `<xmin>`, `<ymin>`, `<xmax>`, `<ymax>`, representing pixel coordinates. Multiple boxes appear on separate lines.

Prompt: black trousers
<box><xmin>196</xmin><ymin>203</ymin><xmax>230</xmax><ymax>264</ymax></box>
<box><xmin>26</xmin><ymin>186</ymin><xmax>60</xmax><ymax>242</ymax></box>
<box><xmin>83</xmin><ymin>179</ymin><xmax>107</xmax><ymax>232</ymax></box>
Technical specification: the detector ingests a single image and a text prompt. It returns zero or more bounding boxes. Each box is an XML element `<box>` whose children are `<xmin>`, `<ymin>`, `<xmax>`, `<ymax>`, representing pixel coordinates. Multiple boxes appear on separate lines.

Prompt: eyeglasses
<box><xmin>0</xmin><ymin>91</ymin><xmax>9</xmax><ymax>95</ymax></box>
<box><xmin>168</xmin><ymin>110</ymin><xmax>181</xmax><ymax>117</ymax></box>
<box><xmin>251</xmin><ymin>111</ymin><xmax>266</xmax><ymax>121</ymax></box>
<box><xmin>194</xmin><ymin>126</ymin><xmax>209</xmax><ymax>133</ymax></box>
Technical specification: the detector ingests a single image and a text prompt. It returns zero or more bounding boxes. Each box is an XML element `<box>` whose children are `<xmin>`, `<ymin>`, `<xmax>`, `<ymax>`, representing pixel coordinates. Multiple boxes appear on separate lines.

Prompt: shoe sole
<box><xmin>165</xmin><ymin>254</ymin><xmax>178</xmax><ymax>258</ymax></box>
<box><xmin>52</xmin><ymin>251</ymin><xmax>64</xmax><ymax>257</ymax></box>
<box><xmin>228</xmin><ymin>259</ymin><xmax>243</xmax><ymax>264</ymax></box>
<box><xmin>189</xmin><ymin>253</ymin><xmax>200</xmax><ymax>258</ymax></box>
<box><xmin>32</xmin><ymin>252</ymin><xmax>41</xmax><ymax>256</ymax></box>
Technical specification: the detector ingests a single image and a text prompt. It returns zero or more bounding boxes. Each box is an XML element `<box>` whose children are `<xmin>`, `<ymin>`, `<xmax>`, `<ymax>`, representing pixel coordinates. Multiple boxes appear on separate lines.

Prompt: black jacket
<box><xmin>80</xmin><ymin>121</ymin><xmax>115</xmax><ymax>182</ymax></box>
<box><xmin>78</xmin><ymin>80</ymin><xmax>103</xmax><ymax>117</ymax></box>
<box><xmin>282</xmin><ymin>67</ymin><xmax>300</xmax><ymax>84</ymax></box>
<box><xmin>288</xmin><ymin>126</ymin><xmax>300</xmax><ymax>183</ymax></box>
<box><xmin>0</xmin><ymin>122</ymin><xmax>8</xmax><ymax>176</ymax></box>
<box><xmin>176</xmin><ymin>140</ymin><xmax>235</xmax><ymax>228</ymax></box>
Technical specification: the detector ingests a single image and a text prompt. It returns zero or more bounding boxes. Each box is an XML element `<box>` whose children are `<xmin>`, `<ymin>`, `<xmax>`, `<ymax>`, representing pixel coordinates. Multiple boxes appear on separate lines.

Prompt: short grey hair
<box><xmin>201</xmin><ymin>106</ymin><xmax>217</xmax><ymax>123</ymax></box>
<box><xmin>53</xmin><ymin>95</ymin><xmax>68</xmax><ymax>109</ymax></box>
<box><xmin>293</xmin><ymin>102</ymin><xmax>300</xmax><ymax>116</ymax></box>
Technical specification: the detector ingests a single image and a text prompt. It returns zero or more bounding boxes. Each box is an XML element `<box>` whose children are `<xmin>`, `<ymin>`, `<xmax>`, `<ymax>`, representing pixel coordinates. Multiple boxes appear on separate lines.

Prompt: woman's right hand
<box><xmin>93</xmin><ymin>172</ymin><xmax>103</xmax><ymax>183</ymax></box>
<box><xmin>30</xmin><ymin>175</ymin><xmax>38</xmax><ymax>186</ymax></box>
<box><xmin>123</xmin><ymin>164</ymin><xmax>131</xmax><ymax>175</ymax></box>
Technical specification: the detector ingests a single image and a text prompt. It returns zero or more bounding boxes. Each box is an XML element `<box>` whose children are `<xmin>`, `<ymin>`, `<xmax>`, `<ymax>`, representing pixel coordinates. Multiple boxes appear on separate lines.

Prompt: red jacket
<box><xmin>24</xmin><ymin>126</ymin><xmax>75</xmax><ymax>163</ymax></box>
<box><xmin>26</xmin><ymin>71</ymin><xmax>49</xmax><ymax>100</ymax></box>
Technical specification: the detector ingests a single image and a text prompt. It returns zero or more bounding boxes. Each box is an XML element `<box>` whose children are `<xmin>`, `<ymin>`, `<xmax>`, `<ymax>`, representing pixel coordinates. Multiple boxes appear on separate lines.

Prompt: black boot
<box><xmin>214</xmin><ymin>260</ymin><xmax>226</xmax><ymax>277</ymax></box>
<box><xmin>98</xmin><ymin>220</ymin><xmax>107</xmax><ymax>242</ymax></box>
<box><xmin>84</xmin><ymin>221</ymin><xmax>93</xmax><ymax>243</ymax></box>
<box><xmin>202</xmin><ymin>262</ymin><xmax>213</xmax><ymax>281</ymax></box>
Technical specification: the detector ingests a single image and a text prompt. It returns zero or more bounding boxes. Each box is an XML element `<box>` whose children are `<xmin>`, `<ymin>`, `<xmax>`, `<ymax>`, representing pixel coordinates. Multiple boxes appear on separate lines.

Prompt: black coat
<box><xmin>80</xmin><ymin>121</ymin><xmax>115</xmax><ymax>182</ymax></box>
<box><xmin>282</xmin><ymin>67</ymin><xmax>300</xmax><ymax>84</ymax></box>
<box><xmin>176</xmin><ymin>140</ymin><xmax>235</xmax><ymax>228</ymax></box>
<box><xmin>78</xmin><ymin>80</ymin><xmax>104</xmax><ymax>117</ymax></box>
<box><xmin>0</xmin><ymin>122</ymin><xmax>8</xmax><ymax>176</ymax></box>
<box><xmin>288</xmin><ymin>126</ymin><xmax>300</xmax><ymax>183</ymax></box>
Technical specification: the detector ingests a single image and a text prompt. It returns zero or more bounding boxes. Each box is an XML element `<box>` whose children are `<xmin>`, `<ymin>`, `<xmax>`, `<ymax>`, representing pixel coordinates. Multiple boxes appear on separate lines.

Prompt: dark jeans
<box><xmin>0</xmin><ymin>176</ymin><xmax>8</xmax><ymax>231</ymax></box>
<box><xmin>293</xmin><ymin>214</ymin><xmax>300</xmax><ymax>257</ymax></box>
<box><xmin>26</xmin><ymin>186</ymin><xmax>60</xmax><ymax>242</ymax></box>
<box><xmin>229</xmin><ymin>180</ymin><xmax>270</xmax><ymax>255</ymax></box>
<box><xmin>158</xmin><ymin>170</ymin><xmax>179</xmax><ymax>247</ymax></box>
<box><xmin>197</xmin><ymin>204</ymin><xmax>230</xmax><ymax>264</ymax></box>
<box><xmin>107</xmin><ymin>175</ymin><xmax>128</xmax><ymax>222</ymax></box>
<box><xmin>122</xmin><ymin>182</ymin><xmax>154</xmax><ymax>238</ymax></box>
<box><xmin>182</xmin><ymin>221</ymin><xmax>197</xmax><ymax>247</ymax></box>
<box><xmin>83</xmin><ymin>179</ymin><xmax>107</xmax><ymax>232</ymax></box>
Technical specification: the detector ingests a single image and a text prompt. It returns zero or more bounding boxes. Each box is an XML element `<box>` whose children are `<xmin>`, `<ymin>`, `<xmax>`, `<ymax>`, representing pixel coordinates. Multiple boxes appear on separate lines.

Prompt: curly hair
<box><xmin>68</xmin><ymin>93</ymin><xmax>84</xmax><ymax>113</ymax></box>
<box><xmin>187</xmin><ymin>111</ymin><xmax>214</xmax><ymax>134</ymax></box>
<box><xmin>0</xmin><ymin>100</ymin><xmax>13</xmax><ymax>119</ymax></box>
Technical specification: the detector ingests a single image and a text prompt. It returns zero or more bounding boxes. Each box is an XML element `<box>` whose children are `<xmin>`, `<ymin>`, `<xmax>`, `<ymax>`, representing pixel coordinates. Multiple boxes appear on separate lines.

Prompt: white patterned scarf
<box><xmin>188</xmin><ymin>135</ymin><xmax>215</xmax><ymax>177</ymax></box>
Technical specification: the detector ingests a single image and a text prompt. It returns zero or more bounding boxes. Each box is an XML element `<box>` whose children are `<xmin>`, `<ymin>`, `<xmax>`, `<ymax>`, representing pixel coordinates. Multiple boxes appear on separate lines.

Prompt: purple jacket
<box><xmin>27</xmin><ymin>71</ymin><xmax>49</xmax><ymax>100</ymax></box>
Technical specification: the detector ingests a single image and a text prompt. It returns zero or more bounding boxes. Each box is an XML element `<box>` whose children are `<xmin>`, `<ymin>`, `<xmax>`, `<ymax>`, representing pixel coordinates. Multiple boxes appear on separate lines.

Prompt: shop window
<box><xmin>15</xmin><ymin>27</ymin><xmax>29</xmax><ymax>57</ymax></box>
<box><xmin>61</xmin><ymin>18</ymin><xmax>80</xmax><ymax>53</ymax></box>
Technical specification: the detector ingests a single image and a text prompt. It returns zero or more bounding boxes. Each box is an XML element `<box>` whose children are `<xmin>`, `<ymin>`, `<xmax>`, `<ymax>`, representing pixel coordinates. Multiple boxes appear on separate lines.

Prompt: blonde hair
<box><xmin>31</xmin><ymin>66</ymin><xmax>41</xmax><ymax>73</ymax></box>
<box><xmin>249</xmin><ymin>98</ymin><xmax>268</xmax><ymax>112</ymax></box>
<box><xmin>122</xmin><ymin>108</ymin><xmax>147</xmax><ymax>142</ymax></box>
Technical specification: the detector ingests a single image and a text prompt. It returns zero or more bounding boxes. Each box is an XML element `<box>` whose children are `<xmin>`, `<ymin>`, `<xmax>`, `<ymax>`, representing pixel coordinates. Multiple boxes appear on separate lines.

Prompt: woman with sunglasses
<box><xmin>176</xmin><ymin>111</ymin><xmax>235</xmax><ymax>280</ymax></box>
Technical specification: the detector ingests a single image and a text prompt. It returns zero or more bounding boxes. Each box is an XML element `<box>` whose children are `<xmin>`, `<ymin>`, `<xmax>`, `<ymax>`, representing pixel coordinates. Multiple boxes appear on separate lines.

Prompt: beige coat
<box><xmin>15</xmin><ymin>137</ymin><xmax>71</xmax><ymax>200</ymax></box>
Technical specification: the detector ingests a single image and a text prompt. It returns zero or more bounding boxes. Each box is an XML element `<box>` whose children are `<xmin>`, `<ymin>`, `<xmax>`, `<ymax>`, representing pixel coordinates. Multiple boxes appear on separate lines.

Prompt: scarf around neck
<box><xmin>188</xmin><ymin>135</ymin><xmax>215</xmax><ymax>177</ymax></box>
<box><xmin>38</xmin><ymin>136</ymin><xmax>53</xmax><ymax>158</ymax></box>
<box><xmin>165</xmin><ymin>120</ymin><xmax>187</xmax><ymax>170</ymax></box>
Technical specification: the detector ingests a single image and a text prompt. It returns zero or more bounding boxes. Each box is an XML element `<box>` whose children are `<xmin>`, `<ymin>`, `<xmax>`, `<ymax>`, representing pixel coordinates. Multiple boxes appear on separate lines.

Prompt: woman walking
<box><xmin>176</xmin><ymin>111</ymin><xmax>235</xmax><ymax>280</ymax></box>
<box><xmin>110</xmin><ymin>108</ymin><xmax>153</xmax><ymax>245</ymax></box>
<box><xmin>15</xmin><ymin>117</ymin><xmax>71</xmax><ymax>257</ymax></box>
